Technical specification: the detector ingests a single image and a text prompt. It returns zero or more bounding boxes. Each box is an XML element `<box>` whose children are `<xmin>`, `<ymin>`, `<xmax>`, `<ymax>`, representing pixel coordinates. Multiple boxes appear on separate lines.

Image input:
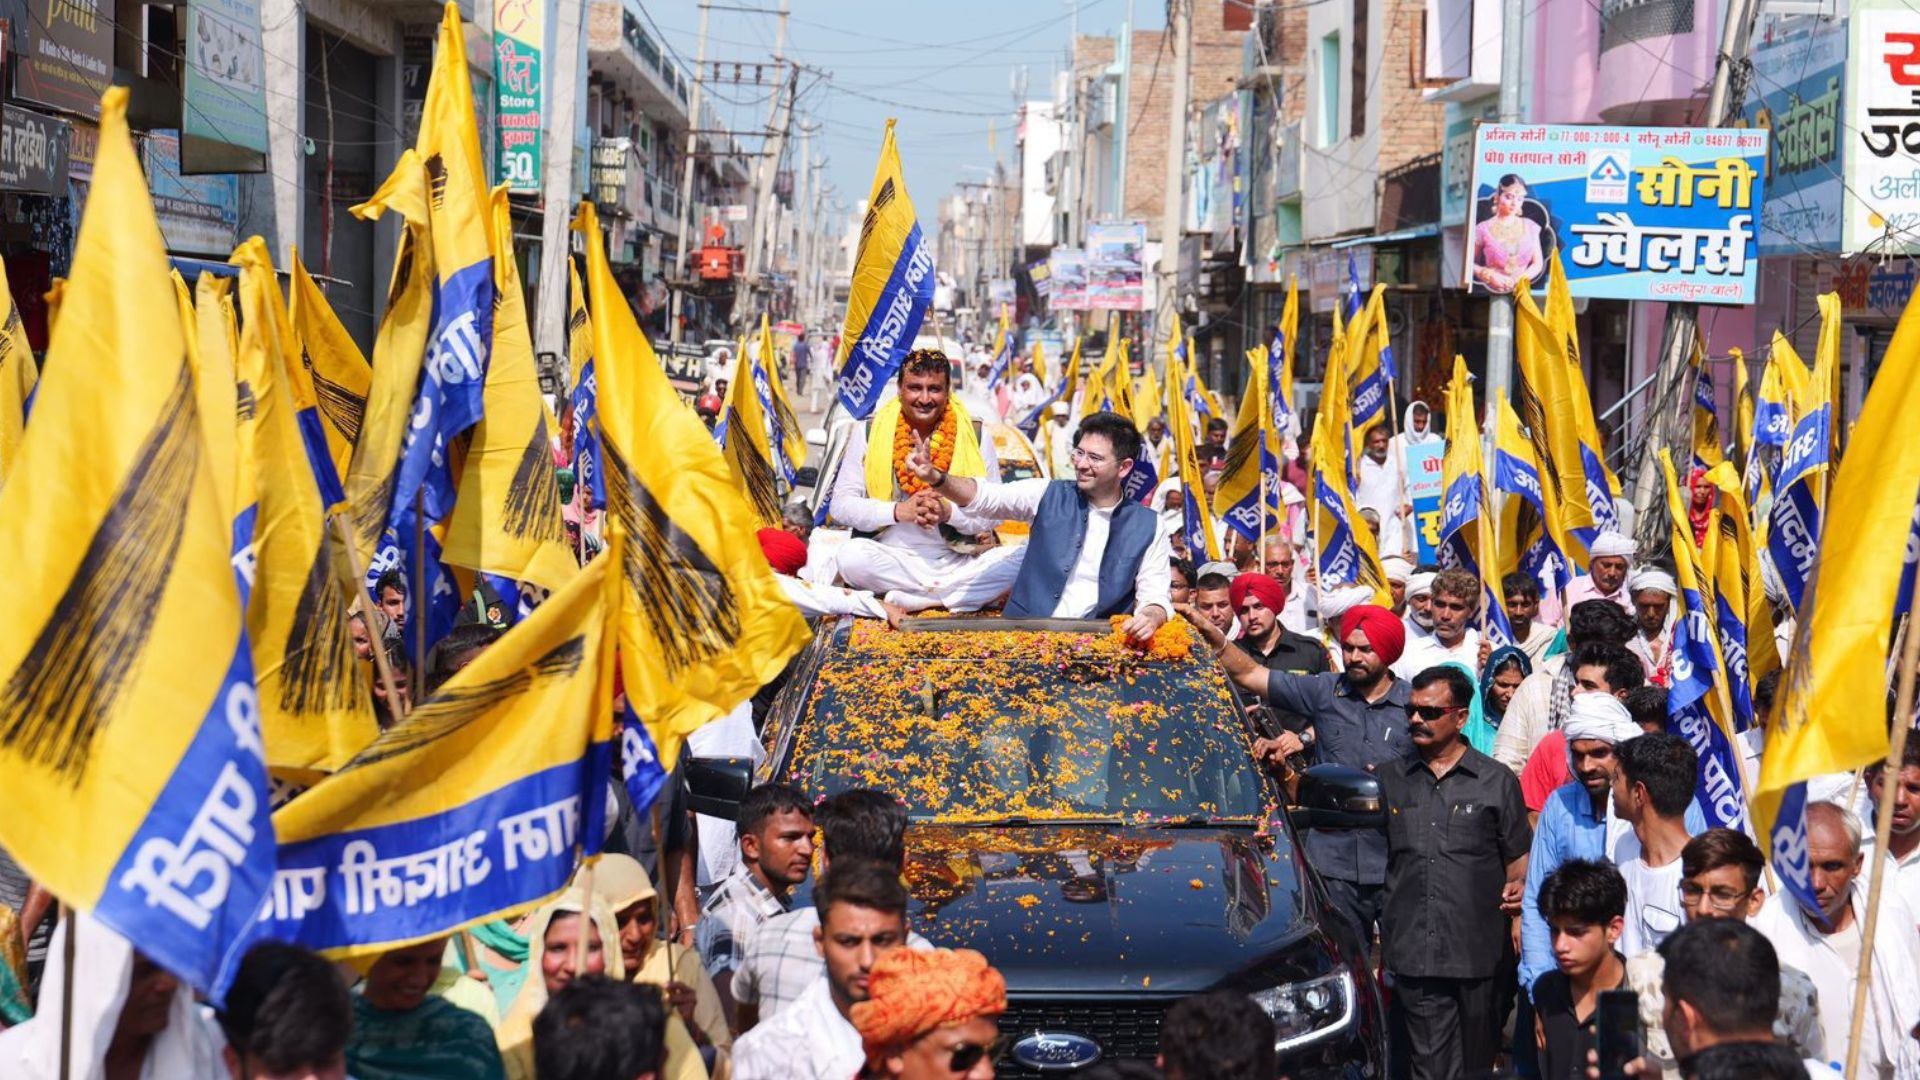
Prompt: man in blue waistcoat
<box><xmin>896</xmin><ymin>410</ymin><xmax>1172</xmax><ymax>642</ymax></box>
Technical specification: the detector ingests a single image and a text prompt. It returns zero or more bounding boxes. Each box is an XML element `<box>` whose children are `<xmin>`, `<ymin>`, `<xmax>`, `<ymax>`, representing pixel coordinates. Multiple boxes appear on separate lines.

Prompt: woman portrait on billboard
<box><xmin>1468</xmin><ymin>173</ymin><xmax>1556</xmax><ymax>294</ymax></box>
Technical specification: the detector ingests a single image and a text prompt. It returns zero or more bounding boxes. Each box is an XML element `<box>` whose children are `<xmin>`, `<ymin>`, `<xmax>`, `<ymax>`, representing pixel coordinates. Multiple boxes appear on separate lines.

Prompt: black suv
<box><xmin>691</xmin><ymin>616</ymin><xmax>1387</xmax><ymax>1077</ymax></box>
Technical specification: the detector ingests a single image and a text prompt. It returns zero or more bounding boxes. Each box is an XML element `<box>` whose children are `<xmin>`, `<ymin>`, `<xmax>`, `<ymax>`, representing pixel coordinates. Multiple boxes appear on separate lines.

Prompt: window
<box><xmin>1351</xmin><ymin>0</ymin><xmax>1369</xmax><ymax>137</ymax></box>
<box><xmin>1319</xmin><ymin>32</ymin><xmax>1342</xmax><ymax>147</ymax></box>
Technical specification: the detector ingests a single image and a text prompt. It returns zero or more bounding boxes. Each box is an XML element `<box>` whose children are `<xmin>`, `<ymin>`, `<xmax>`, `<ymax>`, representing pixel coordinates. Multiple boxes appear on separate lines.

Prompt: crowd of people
<box><xmin>2</xmin><ymin>342</ymin><xmax>1915</xmax><ymax>1080</ymax></box>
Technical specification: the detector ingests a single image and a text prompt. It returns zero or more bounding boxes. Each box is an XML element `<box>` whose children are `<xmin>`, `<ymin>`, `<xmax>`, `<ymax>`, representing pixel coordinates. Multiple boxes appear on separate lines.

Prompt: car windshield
<box><xmin>786</xmin><ymin>621</ymin><xmax>1268</xmax><ymax>824</ymax></box>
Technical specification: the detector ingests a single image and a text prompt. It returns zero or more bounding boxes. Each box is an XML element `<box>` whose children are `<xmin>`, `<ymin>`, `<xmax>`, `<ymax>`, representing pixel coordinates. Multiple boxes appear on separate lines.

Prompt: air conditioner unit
<box><xmin>1095</xmin><ymin>80</ymin><xmax>1118</xmax><ymax>130</ymax></box>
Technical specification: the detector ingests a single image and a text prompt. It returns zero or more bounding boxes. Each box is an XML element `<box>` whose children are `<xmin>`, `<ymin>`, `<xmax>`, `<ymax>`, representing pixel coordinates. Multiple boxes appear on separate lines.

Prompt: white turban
<box><xmin>1406</xmin><ymin>571</ymin><xmax>1437</xmax><ymax>598</ymax></box>
<box><xmin>1381</xmin><ymin>556</ymin><xmax>1415</xmax><ymax>584</ymax></box>
<box><xmin>1589</xmin><ymin>531</ymin><xmax>1637</xmax><ymax>560</ymax></box>
<box><xmin>1318</xmin><ymin>582</ymin><xmax>1375</xmax><ymax>621</ymax></box>
<box><xmin>1197</xmin><ymin>560</ymin><xmax>1238</xmax><ymax>580</ymax></box>
<box><xmin>1563</xmin><ymin>693</ymin><xmax>1641</xmax><ymax>746</ymax></box>
<box><xmin>1627</xmin><ymin>568</ymin><xmax>1678</xmax><ymax>597</ymax></box>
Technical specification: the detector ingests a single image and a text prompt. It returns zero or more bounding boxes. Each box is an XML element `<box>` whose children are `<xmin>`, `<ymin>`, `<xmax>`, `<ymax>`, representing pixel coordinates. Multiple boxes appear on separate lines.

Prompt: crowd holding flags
<box><xmin>1436</xmin><ymin>358</ymin><xmax>1513</xmax><ymax>644</ymax></box>
<box><xmin>0</xmin><ymin>4</ymin><xmax>812</xmax><ymax>1004</ymax></box>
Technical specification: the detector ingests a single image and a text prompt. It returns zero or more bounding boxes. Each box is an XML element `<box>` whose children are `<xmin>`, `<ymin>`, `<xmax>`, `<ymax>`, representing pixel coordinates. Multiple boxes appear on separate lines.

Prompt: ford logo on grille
<box><xmin>1011</xmin><ymin>1031</ymin><xmax>1103</xmax><ymax>1071</ymax></box>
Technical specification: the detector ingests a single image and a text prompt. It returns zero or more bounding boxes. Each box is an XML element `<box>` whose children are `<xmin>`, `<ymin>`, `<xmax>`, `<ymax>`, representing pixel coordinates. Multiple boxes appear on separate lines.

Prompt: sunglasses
<box><xmin>948</xmin><ymin>1035</ymin><xmax>1011</xmax><ymax>1072</ymax></box>
<box><xmin>1403</xmin><ymin>703</ymin><xmax>1461</xmax><ymax>721</ymax></box>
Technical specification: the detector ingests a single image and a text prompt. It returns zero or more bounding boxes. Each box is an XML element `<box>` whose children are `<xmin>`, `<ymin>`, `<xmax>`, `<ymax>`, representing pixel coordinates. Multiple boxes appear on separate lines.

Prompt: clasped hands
<box><xmin>893</xmin><ymin>487</ymin><xmax>952</xmax><ymax>526</ymax></box>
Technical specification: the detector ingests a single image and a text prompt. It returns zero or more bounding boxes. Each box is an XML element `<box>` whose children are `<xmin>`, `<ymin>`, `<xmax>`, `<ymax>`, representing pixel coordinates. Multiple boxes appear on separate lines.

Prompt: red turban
<box><xmin>1339</xmin><ymin>604</ymin><xmax>1406</xmax><ymax>666</ymax></box>
<box><xmin>756</xmin><ymin>527</ymin><xmax>808</xmax><ymax>576</ymax></box>
<box><xmin>851</xmin><ymin>948</ymin><xmax>1008</xmax><ymax>1051</ymax></box>
<box><xmin>1228</xmin><ymin>572</ymin><xmax>1287</xmax><ymax>615</ymax></box>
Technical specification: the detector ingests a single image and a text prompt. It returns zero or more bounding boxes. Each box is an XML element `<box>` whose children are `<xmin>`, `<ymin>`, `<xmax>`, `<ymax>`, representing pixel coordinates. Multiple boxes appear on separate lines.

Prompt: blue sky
<box><xmin>646</xmin><ymin>0</ymin><xmax>1164</xmax><ymax>219</ymax></box>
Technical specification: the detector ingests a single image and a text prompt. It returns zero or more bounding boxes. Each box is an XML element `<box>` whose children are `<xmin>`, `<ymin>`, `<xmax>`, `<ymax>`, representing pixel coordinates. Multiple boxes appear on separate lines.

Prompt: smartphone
<box><xmin>1595</xmin><ymin>989</ymin><xmax>1643</xmax><ymax>1080</ymax></box>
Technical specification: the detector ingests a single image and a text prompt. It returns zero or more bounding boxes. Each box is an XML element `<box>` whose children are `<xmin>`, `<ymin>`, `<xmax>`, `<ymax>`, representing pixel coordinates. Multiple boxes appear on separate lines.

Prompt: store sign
<box><xmin>1848</xmin><ymin>2</ymin><xmax>1920</xmax><ymax>254</ymax></box>
<box><xmin>493</xmin><ymin>0</ymin><xmax>544</xmax><ymax>192</ymax></box>
<box><xmin>144</xmin><ymin>130</ymin><xmax>240</xmax><ymax>256</ymax></box>
<box><xmin>1308</xmin><ymin>245</ymin><xmax>1371</xmax><ymax>313</ymax></box>
<box><xmin>1743</xmin><ymin>18</ymin><xmax>1844</xmax><ymax>254</ymax></box>
<box><xmin>67</xmin><ymin>118</ymin><xmax>96</xmax><ymax>181</ymax></box>
<box><xmin>1828</xmin><ymin>257</ymin><xmax>1919</xmax><ymax>315</ymax></box>
<box><xmin>181</xmin><ymin>0</ymin><xmax>269</xmax><ymax>170</ymax></box>
<box><xmin>17</xmin><ymin>0</ymin><xmax>112</xmax><ymax>119</ymax></box>
<box><xmin>1465</xmin><ymin>123</ymin><xmax>1767</xmax><ymax>303</ymax></box>
<box><xmin>1085</xmin><ymin>222</ymin><xmax>1146</xmax><ymax>311</ymax></box>
<box><xmin>400</xmin><ymin>25</ymin><xmax>433</xmax><ymax>145</ymax></box>
<box><xmin>0</xmin><ymin>105</ymin><xmax>69</xmax><ymax>194</ymax></box>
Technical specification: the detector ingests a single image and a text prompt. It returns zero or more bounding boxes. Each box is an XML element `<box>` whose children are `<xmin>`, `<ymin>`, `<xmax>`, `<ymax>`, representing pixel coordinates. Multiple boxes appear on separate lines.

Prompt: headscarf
<box><xmin>0</xmin><ymin>912</ymin><xmax>229</xmax><ymax>1080</ymax></box>
<box><xmin>851</xmin><ymin>948</ymin><xmax>1008</xmax><ymax>1053</ymax></box>
<box><xmin>1627</xmin><ymin>567</ymin><xmax>1678</xmax><ymax>597</ymax></box>
<box><xmin>1400</xmin><ymin>400</ymin><xmax>1442</xmax><ymax>445</ymax></box>
<box><xmin>1229</xmin><ymin>572</ymin><xmax>1287</xmax><ymax>616</ymax></box>
<box><xmin>1477</xmin><ymin>645</ymin><xmax>1532</xmax><ymax>723</ymax></box>
<box><xmin>587</xmin><ymin>858</ymin><xmax>733</xmax><ymax>1061</ymax></box>
<box><xmin>1443</xmin><ymin>661</ymin><xmax>1499</xmax><ymax>756</ymax></box>
<box><xmin>1337</xmin><ymin>604</ymin><xmax>1407</xmax><ymax>667</ymax></box>
<box><xmin>1380</xmin><ymin>556</ymin><xmax>1415</xmax><ymax>585</ymax></box>
<box><xmin>1406</xmin><ymin>571</ymin><xmax>1437</xmax><ymax>599</ymax></box>
<box><xmin>1686</xmin><ymin>467</ymin><xmax>1713</xmax><ymax>547</ymax></box>
<box><xmin>757</xmin><ymin>527</ymin><xmax>808</xmax><ymax>576</ymax></box>
<box><xmin>1588</xmin><ymin>531</ymin><xmax>1638</xmax><ymax>560</ymax></box>
<box><xmin>496</xmin><ymin>887</ymin><xmax>625</xmax><ymax>1078</ymax></box>
<box><xmin>1562</xmin><ymin>692</ymin><xmax>1641</xmax><ymax>747</ymax></box>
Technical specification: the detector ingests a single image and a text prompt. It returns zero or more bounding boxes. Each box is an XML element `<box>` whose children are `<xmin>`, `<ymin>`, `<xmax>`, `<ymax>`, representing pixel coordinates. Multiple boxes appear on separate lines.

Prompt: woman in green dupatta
<box><xmin>346</xmin><ymin>937</ymin><xmax>507</xmax><ymax>1080</ymax></box>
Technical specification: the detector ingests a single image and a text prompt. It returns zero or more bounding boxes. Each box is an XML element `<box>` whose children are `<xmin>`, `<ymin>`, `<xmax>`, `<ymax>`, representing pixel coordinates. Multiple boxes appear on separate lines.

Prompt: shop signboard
<box><xmin>1848</xmin><ymin>0</ymin><xmax>1920</xmax><ymax>254</ymax></box>
<box><xmin>1048</xmin><ymin>247</ymin><xmax>1087</xmax><ymax>309</ymax></box>
<box><xmin>1404</xmin><ymin>441</ymin><xmax>1445</xmax><ymax>564</ymax></box>
<box><xmin>17</xmin><ymin>0</ymin><xmax>112</xmax><ymax>119</ymax></box>
<box><xmin>0</xmin><ymin>105</ymin><xmax>69</xmax><ymax>195</ymax></box>
<box><xmin>182</xmin><ymin>0</ymin><xmax>269</xmax><ymax>172</ymax></box>
<box><xmin>1743</xmin><ymin>17</ymin><xmax>1844</xmax><ymax>254</ymax></box>
<box><xmin>1085</xmin><ymin>222</ymin><xmax>1146</xmax><ymax>311</ymax></box>
<box><xmin>144</xmin><ymin>130</ymin><xmax>240</xmax><ymax>256</ymax></box>
<box><xmin>493</xmin><ymin>0</ymin><xmax>544</xmax><ymax>192</ymax></box>
<box><xmin>1441</xmin><ymin>96</ymin><xmax>1499</xmax><ymax>227</ymax></box>
<box><xmin>1464</xmin><ymin>123</ymin><xmax>1768</xmax><ymax>303</ymax></box>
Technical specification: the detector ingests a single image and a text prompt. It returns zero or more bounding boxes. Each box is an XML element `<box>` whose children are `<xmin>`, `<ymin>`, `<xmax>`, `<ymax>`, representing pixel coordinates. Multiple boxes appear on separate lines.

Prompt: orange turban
<box><xmin>850</xmin><ymin>948</ymin><xmax>1008</xmax><ymax>1050</ymax></box>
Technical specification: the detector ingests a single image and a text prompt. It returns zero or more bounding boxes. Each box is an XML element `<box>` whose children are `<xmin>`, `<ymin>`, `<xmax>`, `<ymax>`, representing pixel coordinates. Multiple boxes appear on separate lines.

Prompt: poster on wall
<box><xmin>1743</xmin><ymin>17</ymin><xmax>1844</xmax><ymax>254</ymax></box>
<box><xmin>1848</xmin><ymin>1</ymin><xmax>1920</xmax><ymax>254</ymax></box>
<box><xmin>1404</xmin><ymin>441</ymin><xmax>1445</xmax><ymax>565</ymax></box>
<box><xmin>493</xmin><ymin>0</ymin><xmax>544</xmax><ymax>192</ymax></box>
<box><xmin>181</xmin><ymin>0</ymin><xmax>269</xmax><ymax>173</ymax></box>
<box><xmin>144</xmin><ymin>130</ymin><xmax>240</xmax><ymax>256</ymax></box>
<box><xmin>1464</xmin><ymin>123</ymin><xmax>1768</xmax><ymax>303</ymax></box>
<box><xmin>1085</xmin><ymin>222</ymin><xmax>1146</xmax><ymax>311</ymax></box>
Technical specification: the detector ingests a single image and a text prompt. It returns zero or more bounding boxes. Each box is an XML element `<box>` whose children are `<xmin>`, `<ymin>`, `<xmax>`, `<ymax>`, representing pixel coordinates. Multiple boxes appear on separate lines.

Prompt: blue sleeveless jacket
<box><xmin>1004</xmin><ymin>481</ymin><xmax>1159</xmax><ymax>618</ymax></box>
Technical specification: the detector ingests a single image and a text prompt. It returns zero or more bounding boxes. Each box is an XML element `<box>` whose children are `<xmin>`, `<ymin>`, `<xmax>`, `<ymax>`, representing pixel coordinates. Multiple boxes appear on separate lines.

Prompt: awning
<box><xmin>1330</xmin><ymin>224</ymin><xmax>1440</xmax><ymax>249</ymax></box>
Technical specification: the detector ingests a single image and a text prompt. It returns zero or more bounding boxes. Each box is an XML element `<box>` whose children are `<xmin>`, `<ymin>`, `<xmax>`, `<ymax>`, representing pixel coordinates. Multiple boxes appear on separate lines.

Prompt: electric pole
<box><xmin>1481</xmin><ymin>0</ymin><xmax>1526</xmax><ymax>465</ymax></box>
<box><xmin>667</xmin><ymin>0</ymin><xmax>711</xmax><ymax>351</ymax></box>
<box><xmin>534</xmin><ymin>0</ymin><xmax>585</xmax><ymax>366</ymax></box>
<box><xmin>1155</xmin><ymin>0</ymin><xmax>1192</xmax><ymax>355</ymax></box>
<box><xmin>1627</xmin><ymin>0</ymin><xmax>1760</xmax><ymax>540</ymax></box>
<box><xmin>734</xmin><ymin>0</ymin><xmax>792</xmax><ymax>329</ymax></box>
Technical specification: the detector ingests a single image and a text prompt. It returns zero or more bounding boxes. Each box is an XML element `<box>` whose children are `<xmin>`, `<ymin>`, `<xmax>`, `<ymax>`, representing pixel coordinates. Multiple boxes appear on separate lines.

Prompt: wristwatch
<box><xmin>930</xmin><ymin>467</ymin><xmax>947</xmax><ymax>487</ymax></box>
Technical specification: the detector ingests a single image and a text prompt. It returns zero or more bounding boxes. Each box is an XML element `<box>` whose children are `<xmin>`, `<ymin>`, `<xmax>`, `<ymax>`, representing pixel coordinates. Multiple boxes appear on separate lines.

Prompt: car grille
<box><xmin>996</xmin><ymin>998</ymin><xmax>1174</xmax><ymax>1073</ymax></box>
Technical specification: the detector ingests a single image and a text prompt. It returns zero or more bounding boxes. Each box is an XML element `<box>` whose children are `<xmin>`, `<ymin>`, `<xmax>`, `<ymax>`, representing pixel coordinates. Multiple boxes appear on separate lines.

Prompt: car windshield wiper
<box><xmin>1146</xmin><ymin>813</ymin><xmax>1261</xmax><ymax>829</ymax></box>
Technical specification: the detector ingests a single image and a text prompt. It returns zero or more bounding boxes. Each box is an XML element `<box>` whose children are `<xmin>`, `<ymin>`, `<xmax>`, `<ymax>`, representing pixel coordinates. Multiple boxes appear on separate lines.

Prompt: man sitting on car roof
<box><xmin>894</xmin><ymin>410</ymin><xmax>1171</xmax><ymax>643</ymax></box>
<box><xmin>829</xmin><ymin>349</ymin><xmax>1002</xmax><ymax>609</ymax></box>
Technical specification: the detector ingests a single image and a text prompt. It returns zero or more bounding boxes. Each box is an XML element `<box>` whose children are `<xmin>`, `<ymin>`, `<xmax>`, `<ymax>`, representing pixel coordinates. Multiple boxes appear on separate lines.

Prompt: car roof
<box><xmin>830</xmin><ymin>615</ymin><xmax>1208</xmax><ymax>666</ymax></box>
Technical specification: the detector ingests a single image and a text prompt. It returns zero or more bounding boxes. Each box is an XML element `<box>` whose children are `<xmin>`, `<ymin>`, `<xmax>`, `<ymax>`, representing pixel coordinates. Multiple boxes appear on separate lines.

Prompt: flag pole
<box><xmin>58</xmin><ymin>902</ymin><xmax>72</xmax><ymax>1080</ymax></box>
<box><xmin>333</xmin><ymin>514</ymin><xmax>406</xmax><ymax>720</ymax></box>
<box><xmin>413</xmin><ymin>490</ymin><xmax>428</xmax><ymax>678</ymax></box>
<box><xmin>1843</xmin><ymin>568</ymin><xmax>1920</xmax><ymax>1080</ymax></box>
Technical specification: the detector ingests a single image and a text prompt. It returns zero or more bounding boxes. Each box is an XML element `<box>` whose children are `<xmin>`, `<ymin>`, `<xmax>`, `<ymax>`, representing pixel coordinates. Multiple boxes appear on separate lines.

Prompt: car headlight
<box><xmin>1249</xmin><ymin>967</ymin><xmax>1354</xmax><ymax>1053</ymax></box>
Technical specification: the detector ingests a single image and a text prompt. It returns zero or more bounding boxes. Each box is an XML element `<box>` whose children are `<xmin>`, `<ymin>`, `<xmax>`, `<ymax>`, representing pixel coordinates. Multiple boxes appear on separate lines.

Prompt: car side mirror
<box><xmin>805</xmin><ymin>427</ymin><xmax>828</xmax><ymax>448</ymax></box>
<box><xmin>1287</xmin><ymin>764</ymin><xmax>1385</xmax><ymax>831</ymax></box>
<box><xmin>684</xmin><ymin>756</ymin><xmax>753</xmax><ymax>820</ymax></box>
<box><xmin>794</xmin><ymin>465</ymin><xmax>820</xmax><ymax>488</ymax></box>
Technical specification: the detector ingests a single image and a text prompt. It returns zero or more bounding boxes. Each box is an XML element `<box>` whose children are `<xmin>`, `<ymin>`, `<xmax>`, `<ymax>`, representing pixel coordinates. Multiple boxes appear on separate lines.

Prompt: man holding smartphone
<box><xmin>1532</xmin><ymin>859</ymin><xmax>1630</xmax><ymax>1080</ymax></box>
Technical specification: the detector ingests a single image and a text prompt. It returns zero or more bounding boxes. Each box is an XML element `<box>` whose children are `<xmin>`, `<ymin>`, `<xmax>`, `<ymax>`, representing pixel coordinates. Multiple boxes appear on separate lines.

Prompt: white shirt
<box><xmin>962</xmin><ymin>478</ymin><xmax>1173</xmax><ymax>618</ymax></box>
<box><xmin>1354</xmin><ymin>454</ymin><xmax>1403</xmax><ymax>520</ymax></box>
<box><xmin>1613</xmin><ymin>832</ymin><xmax>1685</xmax><ymax>957</ymax></box>
<box><xmin>731</xmin><ymin>976</ymin><xmax>865</xmax><ymax>1080</ymax></box>
<box><xmin>1391</xmin><ymin>628</ymin><xmax>1479</xmax><ymax>680</ymax></box>
<box><xmin>828</xmin><ymin>418</ymin><xmax>1000</xmax><ymax>554</ymax></box>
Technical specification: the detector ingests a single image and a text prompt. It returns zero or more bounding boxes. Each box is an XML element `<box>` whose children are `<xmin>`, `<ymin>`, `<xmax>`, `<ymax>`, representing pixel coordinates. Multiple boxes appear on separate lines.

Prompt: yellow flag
<box><xmin>568</xmin><ymin>261</ymin><xmax>593</xmax><ymax>387</ymax></box>
<box><xmin>1758</xmin><ymin>287</ymin><xmax>1920</xmax><ymax>840</ymax></box>
<box><xmin>442</xmin><ymin>186</ymin><xmax>578</xmax><ymax>597</ymax></box>
<box><xmin>184</xmin><ymin>274</ymin><xmax>242</xmax><ymax>529</ymax></box>
<box><xmin>344</xmin><ymin>151</ymin><xmax>435</xmax><ymax>562</ymax></box>
<box><xmin>1308</xmin><ymin>343</ymin><xmax>1390</xmax><ymax>607</ymax></box>
<box><xmin>1107</xmin><ymin>338</ymin><xmax>1136</xmax><ymax>422</ymax></box>
<box><xmin>1548</xmin><ymin>257</ymin><xmax>1620</xmax><ymax>502</ymax></box>
<box><xmin>1080</xmin><ymin>337</ymin><xmax>1117</xmax><ymax>421</ymax></box>
<box><xmin>231</xmin><ymin>237</ymin><xmax>379</xmax><ymax>772</ymax></box>
<box><xmin>1166</xmin><ymin>346</ymin><xmax>1220</xmax><ymax>562</ymax></box>
<box><xmin>1513</xmin><ymin>282</ymin><xmax>1596</xmax><ymax>564</ymax></box>
<box><xmin>1439</xmin><ymin>357</ymin><xmax>1512</xmax><ymax>640</ymax></box>
<box><xmin>1211</xmin><ymin>350</ymin><xmax>1268</xmax><ymax>541</ymax></box>
<box><xmin>0</xmin><ymin>87</ymin><xmax>276</xmax><ymax>993</ymax></box>
<box><xmin>579</xmin><ymin>202</ymin><xmax>809</xmax><ymax>767</ymax></box>
<box><xmin>1703</xmin><ymin>460</ymin><xmax>1779</xmax><ymax>725</ymax></box>
<box><xmin>0</xmin><ymin>257</ymin><xmax>39</xmax><ymax>488</ymax></box>
<box><xmin>42</xmin><ymin>277</ymin><xmax>64</xmax><ymax>341</ymax></box>
<box><xmin>721</xmin><ymin>330</ymin><xmax>784</xmax><ymax>526</ymax></box>
<box><xmin>759</xmin><ymin>314</ymin><xmax>806</xmax><ymax>478</ymax></box>
<box><xmin>289</xmin><ymin>255</ymin><xmax>372</xmax><ymax>467</ymax></box>
<box><xmin>1690</xmin><ymin>337</ymin><xmax>1725</xmax><ymax>472</ymax></box>
<box><xmin>1275</xmin><ymin>276</ymin><xmax>1298</xmax><ymax>432</ymax></box>
<box><xmin>265</xmin><ymin>534</ymin><xmax>622</xmax><ymax>960</ymax></box>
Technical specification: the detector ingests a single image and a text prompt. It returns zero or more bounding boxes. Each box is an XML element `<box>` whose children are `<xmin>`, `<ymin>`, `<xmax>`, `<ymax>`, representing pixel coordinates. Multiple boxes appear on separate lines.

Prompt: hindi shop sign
<box><xmin>493</xmin><ymin>0</ymin><xmax>544</xmax><ymax>192</ymax></box>
<box><xmin>1464</xmin><ymin>124</ymin><xmax>1768</xmax><ymax>303</ymax></box>
<box><xmin>1849</xmin><ymin>1</ymin><xmax>1920</xmax><ymax>254</ymax></box>
<box><xmin>0</xmin><ymin>105</ymin><xmax>70</xmax><ymax>195</ymax></box>
<box><xmin>17</xmin><ymin>0</ymin><xmax>113</xmax><ymax>119</ymax></box>
<box><xmin>1743</xmin><ymin>18</ymin><xmax>1845</xmax><ymax>254</ymax></box>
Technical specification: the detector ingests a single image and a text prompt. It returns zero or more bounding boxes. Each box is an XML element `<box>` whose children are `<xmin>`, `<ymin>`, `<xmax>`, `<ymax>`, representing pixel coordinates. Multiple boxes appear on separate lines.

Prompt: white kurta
<box><xmin>829</xmin><ymin>418</ymin><xmax>1000</xmax><ymax>596</ymax></box>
